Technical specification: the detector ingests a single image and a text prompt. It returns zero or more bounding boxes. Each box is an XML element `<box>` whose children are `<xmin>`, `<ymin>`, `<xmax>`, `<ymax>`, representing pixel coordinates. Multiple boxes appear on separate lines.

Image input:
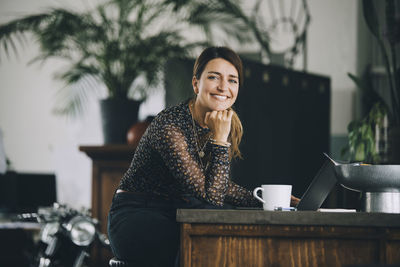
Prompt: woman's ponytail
<box><xmin>228</xmin><ymin>108</ymin><xmax>243</xmax><ymax>160</ymax></box>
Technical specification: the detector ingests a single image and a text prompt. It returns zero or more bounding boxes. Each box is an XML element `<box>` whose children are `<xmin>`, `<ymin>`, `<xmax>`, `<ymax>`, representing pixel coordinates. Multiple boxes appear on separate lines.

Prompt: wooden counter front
<box><xmin>177</xmin><ymin>209</ymin><xmax>400</xmax><ymax>267</ymax></box>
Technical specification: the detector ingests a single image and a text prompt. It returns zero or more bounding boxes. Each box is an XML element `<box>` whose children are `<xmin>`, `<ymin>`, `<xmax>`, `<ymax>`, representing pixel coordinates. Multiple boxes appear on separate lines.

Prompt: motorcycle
<box><xmin>18</xmin><ymin>203</ymin><xmax>110</xmax><ymax>267</ymax></box>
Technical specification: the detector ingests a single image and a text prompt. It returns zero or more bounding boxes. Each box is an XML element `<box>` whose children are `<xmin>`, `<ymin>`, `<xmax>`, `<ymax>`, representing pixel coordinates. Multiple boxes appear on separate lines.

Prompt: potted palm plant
<box><xmin>0</xmin><ymin>0</ymin><xmax>193</xmax><ymax>143</ymax></box>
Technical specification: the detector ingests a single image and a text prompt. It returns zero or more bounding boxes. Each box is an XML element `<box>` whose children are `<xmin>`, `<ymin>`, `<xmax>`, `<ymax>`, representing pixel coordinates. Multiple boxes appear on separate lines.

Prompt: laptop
<box><xmin>236</xmin><ymin>157</ymin><xmax>337</xmax><ymax>211</ymax></box>
<box><xmin>296</xmin><ymin>159</ymin><xmax>337</xmax><ymax>211</ymax></box>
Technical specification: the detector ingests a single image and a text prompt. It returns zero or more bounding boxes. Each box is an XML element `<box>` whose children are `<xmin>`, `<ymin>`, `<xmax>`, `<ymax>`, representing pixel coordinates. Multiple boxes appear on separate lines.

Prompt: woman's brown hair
<box><xmin>192</xmin><ymin>46</ymin><xmax>244</xmax><ymax>160</ymax></box>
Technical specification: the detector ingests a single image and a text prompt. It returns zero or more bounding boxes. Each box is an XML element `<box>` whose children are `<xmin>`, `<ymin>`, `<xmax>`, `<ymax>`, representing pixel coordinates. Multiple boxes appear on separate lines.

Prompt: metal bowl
<box><xmin>334</xmin><ymin>164</ymin><xmax>400</xmax><ymax>192</ymax></box>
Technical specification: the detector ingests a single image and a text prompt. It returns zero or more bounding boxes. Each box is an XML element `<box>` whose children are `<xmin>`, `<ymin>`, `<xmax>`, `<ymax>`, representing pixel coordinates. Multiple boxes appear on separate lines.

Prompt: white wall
<box><xmin>0</xmin><ymin>0</ymin><xmax>359</xmax><ymax>208</ymax></box>
<box><xmin>307</xmin><ymin>0</ymin><xmax>358</xmax><ymax>135</ymax></box>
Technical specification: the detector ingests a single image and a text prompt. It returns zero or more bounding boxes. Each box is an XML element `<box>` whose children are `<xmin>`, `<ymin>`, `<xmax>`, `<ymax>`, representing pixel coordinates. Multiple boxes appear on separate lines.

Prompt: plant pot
<box><xmin>100</xmin><ymin>99</ymin><xmax>142</xmax><ymax>144</ymax></box>
<box><xmin>126</xmin><ymin>116</ymin><xmax>155</xmax><ymax>147</ymax></box>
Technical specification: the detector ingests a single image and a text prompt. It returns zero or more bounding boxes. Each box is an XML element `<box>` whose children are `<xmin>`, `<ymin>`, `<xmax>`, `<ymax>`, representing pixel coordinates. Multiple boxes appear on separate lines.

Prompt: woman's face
<box><xmin>193</xmin><ymin>58</ymin><xmax>239</xmax><ymax>112</ymax></box>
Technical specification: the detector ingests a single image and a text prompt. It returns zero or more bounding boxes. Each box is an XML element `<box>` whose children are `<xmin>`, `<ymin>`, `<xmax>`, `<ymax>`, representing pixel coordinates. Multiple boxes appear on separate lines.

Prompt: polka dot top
<box><xmin>118</xmin><ymin>100</ymin><xmax>259</xmax><ymax>207</ymax></box>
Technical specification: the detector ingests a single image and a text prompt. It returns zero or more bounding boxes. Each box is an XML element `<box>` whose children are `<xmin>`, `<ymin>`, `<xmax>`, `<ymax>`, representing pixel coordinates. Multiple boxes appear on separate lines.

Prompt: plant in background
<box><xmin>165</xmin><ymin>0</ymin><xmax>310</xmax><ymax>68</ymax></box>
<box><xmin>362</xmin><ymin>0</ymin><xmax>400</xmax><ymax>125</ymax></box>
<box><xmin>165</xmin><ymin>0</ymin><xmax>255</xmax><ymax>47</ymax></box>
<box><xmin>342</xmin><ymin>102</ymin><xmax>387</xmax><ymax>163</ymax></box>
<box><xmin>342</xmin><ymin>68</ymin><xmax>388</xmax><ymax>163</ymax></box>
<box><xmin>0</xmin><ymin>0</ymin><xmax>311</xmax><ymax>119</ymax></box>
<box><xmin>343</xmin><ymin>0</ymin><xmax>400</xmax><ymax>163</ymax></box>
<box><xmin>0</xmin><ymin>0</ymin><xmax>195</xmax><ymax>117</ymax></box>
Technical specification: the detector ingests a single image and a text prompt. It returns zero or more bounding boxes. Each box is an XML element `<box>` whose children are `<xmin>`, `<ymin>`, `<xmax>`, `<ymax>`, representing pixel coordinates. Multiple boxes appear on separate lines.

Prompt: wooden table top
<box><xmin>176</xmin><ymin>209</ymin><xmax>400</xmax><ymax>227</ymax></box>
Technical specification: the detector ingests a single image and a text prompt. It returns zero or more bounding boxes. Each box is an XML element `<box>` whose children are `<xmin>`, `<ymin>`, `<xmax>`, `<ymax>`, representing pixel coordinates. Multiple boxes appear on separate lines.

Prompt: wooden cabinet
<box><xmin>80</xmin><ymin>145</ymin><xmax>135</xmax><ymax>267</ymax></box>
<box><xmin>178</xmin><ymin>209</ymin><xmax>400</xmax><ymax>267</ymax></box>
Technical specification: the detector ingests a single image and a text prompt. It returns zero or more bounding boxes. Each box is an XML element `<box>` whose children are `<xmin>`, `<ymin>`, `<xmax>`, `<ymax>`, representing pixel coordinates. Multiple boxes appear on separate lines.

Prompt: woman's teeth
<box><xmin>212</xmin><ymin>95</ymin><xmax>228</xmax><ymax>100</ymax></box>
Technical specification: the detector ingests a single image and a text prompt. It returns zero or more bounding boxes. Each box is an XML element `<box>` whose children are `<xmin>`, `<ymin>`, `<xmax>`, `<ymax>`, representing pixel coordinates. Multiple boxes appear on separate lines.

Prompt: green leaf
<box><xmin>362</xmin><ymin>0</ymin><xmax>380</xmax><ymax>39</ymax></box>
<box><xmin>347</xmin><ymin>73</ymin><xmax>364</xmax><ymax>91</ymax></box>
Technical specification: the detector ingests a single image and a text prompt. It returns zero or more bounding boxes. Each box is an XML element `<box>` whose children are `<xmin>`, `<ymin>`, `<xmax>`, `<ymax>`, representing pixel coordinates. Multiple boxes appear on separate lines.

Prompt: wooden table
<box><xmin>177</xmin><ymin>209</ymin><xmax>400</xmax><ymax>267</ymax></box>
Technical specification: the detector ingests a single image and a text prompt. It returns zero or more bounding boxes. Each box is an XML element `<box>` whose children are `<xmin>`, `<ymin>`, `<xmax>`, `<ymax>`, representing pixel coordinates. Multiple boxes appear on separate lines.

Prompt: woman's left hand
<box><xmin>290</xmin><ymin>195</ymin><xmax>300</xmax><ymax>207</ymax></box>
<box><xmin>204</xmin><ymin>109</ymin><xmax>233</xmax><ymax>142</ymax></box>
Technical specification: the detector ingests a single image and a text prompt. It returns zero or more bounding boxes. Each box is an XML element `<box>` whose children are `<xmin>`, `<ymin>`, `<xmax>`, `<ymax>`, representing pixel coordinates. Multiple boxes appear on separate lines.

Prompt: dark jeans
<box><xmin>107</xmin><ymin>192</ymin><xmax>180</xmax><ymax>267</ymax></box>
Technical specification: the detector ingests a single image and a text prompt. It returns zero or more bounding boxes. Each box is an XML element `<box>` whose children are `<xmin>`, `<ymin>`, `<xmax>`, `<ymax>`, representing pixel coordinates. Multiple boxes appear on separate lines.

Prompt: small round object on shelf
<box><xmin>126</xmin><ymin>116</ymin><xmax>154</xmax><ymax>146</ymax></box>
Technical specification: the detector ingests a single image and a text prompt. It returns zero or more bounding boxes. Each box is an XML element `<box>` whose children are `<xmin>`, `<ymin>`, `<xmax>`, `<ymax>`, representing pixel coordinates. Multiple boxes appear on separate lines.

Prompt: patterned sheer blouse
<box><xmin>118</xmin><ymin>100</ymin><xmax>259</xmax><ymax>207</ymax></box>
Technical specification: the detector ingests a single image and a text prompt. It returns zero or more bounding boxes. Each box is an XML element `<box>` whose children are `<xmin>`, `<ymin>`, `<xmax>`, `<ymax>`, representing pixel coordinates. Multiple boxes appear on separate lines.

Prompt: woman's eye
<box><xmin>208</xmin><ymin>75</ymin><xmax>218</xmax><ymax>80</ymax></box>
<box><xmin>229</xmin><ymin>79</ymin><xmax>238</xmax><ymax>84</ymax></box>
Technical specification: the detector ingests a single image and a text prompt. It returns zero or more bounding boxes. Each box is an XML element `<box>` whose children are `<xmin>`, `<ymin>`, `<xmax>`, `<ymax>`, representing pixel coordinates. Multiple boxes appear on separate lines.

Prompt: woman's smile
<box><xmin>210</xmin><ymin>94</ymin><xmax>230</xmax><ymax>101</ymax></box>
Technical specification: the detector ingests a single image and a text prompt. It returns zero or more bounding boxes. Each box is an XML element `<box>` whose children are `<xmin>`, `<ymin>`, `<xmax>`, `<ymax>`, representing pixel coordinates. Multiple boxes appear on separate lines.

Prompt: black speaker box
<box><xmin>0</xmin><ymin>171</ymin><xmax>57</xmax><ymax>213</ymax></box>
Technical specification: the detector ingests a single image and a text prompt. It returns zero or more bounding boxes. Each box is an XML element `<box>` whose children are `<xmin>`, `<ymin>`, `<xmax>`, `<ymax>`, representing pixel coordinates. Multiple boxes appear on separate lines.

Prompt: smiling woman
<box><xmin>106</xmin><ymin>47</ymin><xmax>265</xmax><ymax>267</ymax></box>
<box><xmin>191</xmin><ymin>47</ymin><xmax>244</xmax><ymax>159</ymax></box>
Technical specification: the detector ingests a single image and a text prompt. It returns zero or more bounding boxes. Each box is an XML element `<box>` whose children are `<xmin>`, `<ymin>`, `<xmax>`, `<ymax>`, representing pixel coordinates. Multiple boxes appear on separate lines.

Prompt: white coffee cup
<box><xmin>253</xmin><ymin>184</ymin><xmax>292</xmax><ymax>211</ymax></box>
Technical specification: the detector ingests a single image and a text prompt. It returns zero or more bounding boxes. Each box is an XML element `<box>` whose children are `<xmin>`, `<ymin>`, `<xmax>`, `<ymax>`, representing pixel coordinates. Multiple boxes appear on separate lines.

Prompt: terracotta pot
<box><xmin>126</xmin><ymin>116</ymin><xmax>154</xmax><ymax>147</ymax></box>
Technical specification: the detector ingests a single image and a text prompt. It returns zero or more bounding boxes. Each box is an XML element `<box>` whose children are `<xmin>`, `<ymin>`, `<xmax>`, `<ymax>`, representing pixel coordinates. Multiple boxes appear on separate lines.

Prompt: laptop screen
<box><xmin>296</xmin><ymin>160</ymin><xmax>337</xmax><ymax>211</ymax></box>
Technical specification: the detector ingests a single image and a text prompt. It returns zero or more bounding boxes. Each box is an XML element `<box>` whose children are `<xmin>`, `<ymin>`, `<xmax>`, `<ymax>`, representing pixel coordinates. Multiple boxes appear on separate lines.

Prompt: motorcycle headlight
<box><xmin>40</xmin><ymin>222</ymin><xmax>60</xmax><ymax>244</ymax></box>
<box><xmin>67</xmin><ymin>216</ymin><xmax>96</xmax><ymax>246</ymax></box>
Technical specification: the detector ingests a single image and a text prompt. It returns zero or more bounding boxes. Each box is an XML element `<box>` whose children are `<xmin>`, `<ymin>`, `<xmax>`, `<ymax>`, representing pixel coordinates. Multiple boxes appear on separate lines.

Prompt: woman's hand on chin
<box><xmin>204</xmin><ymin>109</ymin><xmax>233</xmax><ymax>142</ymax></box>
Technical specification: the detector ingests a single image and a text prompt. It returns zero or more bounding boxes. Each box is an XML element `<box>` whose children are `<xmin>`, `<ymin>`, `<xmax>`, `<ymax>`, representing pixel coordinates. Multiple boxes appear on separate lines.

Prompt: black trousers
<box><xmin>107</xmin><ymin>192</ymin><xmax>180</xmax><ymax>267</ymax></box>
